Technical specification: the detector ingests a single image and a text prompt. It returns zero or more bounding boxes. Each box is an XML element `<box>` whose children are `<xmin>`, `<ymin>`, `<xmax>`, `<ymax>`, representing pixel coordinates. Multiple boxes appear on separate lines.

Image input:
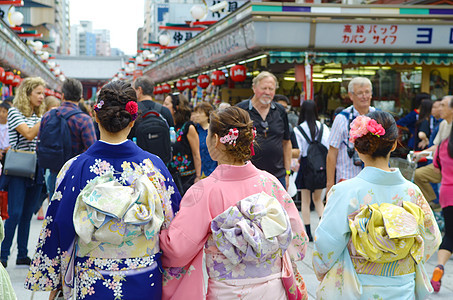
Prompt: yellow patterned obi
<box><xmin>348</xmin><ymin>202</ymin><xmax>425</xmax><ymax>276</ymax></box>
<box><xmin>73</xmin><ymin>173</ymin><xmax>164</xmax><ymax>258</ymax></box>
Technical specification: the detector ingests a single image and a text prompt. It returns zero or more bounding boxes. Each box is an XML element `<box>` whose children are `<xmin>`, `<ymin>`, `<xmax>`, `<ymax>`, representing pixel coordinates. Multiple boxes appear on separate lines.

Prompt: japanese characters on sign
<box><xmin>159</xmin><ymin>26</ymin><xmax>205</xmax><ymax>48</ymax></box>
<box><xmin>315</xmin><ymin>23</ymin><xmax>453</xmax><ymax>50</ymax></box>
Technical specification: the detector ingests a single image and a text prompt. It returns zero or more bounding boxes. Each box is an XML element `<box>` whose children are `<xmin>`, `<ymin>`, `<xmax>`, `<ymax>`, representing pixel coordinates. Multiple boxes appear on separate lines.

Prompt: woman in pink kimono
<box><xmin>160</xmin><ymin>107</ymin><xmax>308</xmax><ymax>299</ymax></box>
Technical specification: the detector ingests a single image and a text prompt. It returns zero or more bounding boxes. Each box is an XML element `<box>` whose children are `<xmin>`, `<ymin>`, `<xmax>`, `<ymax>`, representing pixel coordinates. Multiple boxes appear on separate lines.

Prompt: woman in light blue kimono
<box><xmin>24</xmin><ymin>81</ymin><xmax>181</xmax><ymax>299</ymax></box>
<box><xmin>313</xmin><ymin>111</ymin><xmax>441</xmax><ymax>300</ymax></box>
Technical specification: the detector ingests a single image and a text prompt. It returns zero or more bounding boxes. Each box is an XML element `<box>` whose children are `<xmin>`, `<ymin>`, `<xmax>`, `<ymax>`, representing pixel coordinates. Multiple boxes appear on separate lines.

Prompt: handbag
<box><xmin>3</xmin><ymin>149</ymin><xmax>37</xmax><ymax>179</ymax></box>
<box><xmin>282</xmin><ymin>250</ymin><xmax>307</xmax><ymax>300</ymax></box>
<box><xmin>0</xmin><ymin>191</ymin><xmax>8</xmax><ymax>220</ymax></box>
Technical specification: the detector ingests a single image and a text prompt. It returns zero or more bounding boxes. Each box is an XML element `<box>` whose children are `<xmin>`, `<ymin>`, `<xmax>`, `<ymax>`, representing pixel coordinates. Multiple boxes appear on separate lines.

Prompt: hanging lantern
<box><xmin>161</xmin><ymin>83</ymin><xmax>171</xmax><ymax>93</ymax></box>
<box><xmin>176</xmin><ymin>80</ymin><xmax>186</xmax><ymax>91</ymax></box>
<box><xmin>4</xmin><ymin>72</ymin><xmax>15</xmax><ymax>85</ymax></box>
<box><xmin>159</xmin><ymin>33</ymin><xmax>171</xmax><ymax>47</ymax></box>
<box><xmin>44</xmin><ymin>88</ymin><xmax>51</xmax><ymax>96</ymax></box>
<box><xmin>211</xmin><ymin>70</ymin><xmax>226</xmax><ymax>86</ymax></box>
<box><xmin>10</xmin><ymin>11</ymin><xmax>24</xmax><ymax>27</ymax></box>
<box><xmin>55</xmin><ymin>92</ymin><xmax>62</xmax><ymax>99</ymax></box>
<box><xmin>154</xmin><ymin>85</ymin><xmax>163</xmax><ymax>94</ymax></box>
<box><xmin>0</xmin><ymin>67</ymin><xmax>5</xmax><ymax>83</ymax></box>
<box><xmin>230</xmin><ymin>65</ymin><xmax>247</xmax><ymax>82</ymax></box>
<box><xmin>186</xmin><ymin>78</ymin><xmax>197</xmax><ymax>90</ymax></box>
<box><xmin>197</xmin><ymin>74</ymin><xmax>210</xmax><ymax>89</ymax></box>
<box><xmin>12</xmin><ymin>75</ymin><xmax>21</xmax><ymax>86</ymax></box>
<box><xmin>190</xmin><ymin>5</ymin><xmax>207</xmax><ymax>20</ymax></box>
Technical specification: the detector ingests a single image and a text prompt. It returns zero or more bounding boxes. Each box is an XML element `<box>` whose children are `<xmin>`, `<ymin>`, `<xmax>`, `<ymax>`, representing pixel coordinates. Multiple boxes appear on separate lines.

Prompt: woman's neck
<box><xmin>99</xmin><ymin>127</ymin><xmax>131</xmax><ymax>144</ymax></box>
<box><xmin>199</xmin><ymin>121</ymin><xmax>209</xmax><ymax>130</ymax></box>
<box><xmin>362</xmin><ymin>156</ymin><xmax>391</xmax><ymax>172</ymax></box>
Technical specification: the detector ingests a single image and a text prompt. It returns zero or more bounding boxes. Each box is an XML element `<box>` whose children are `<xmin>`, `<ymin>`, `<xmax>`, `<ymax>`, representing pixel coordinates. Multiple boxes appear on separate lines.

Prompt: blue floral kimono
<box><xmin>24</xmin><ymin>140</ymin><xmax>181</xmax><ymax>299</ymax></box>
<box><xmin>313</xmin><ymin>167</ymin><xmax>441</xmax><ymax>300</ymax></box>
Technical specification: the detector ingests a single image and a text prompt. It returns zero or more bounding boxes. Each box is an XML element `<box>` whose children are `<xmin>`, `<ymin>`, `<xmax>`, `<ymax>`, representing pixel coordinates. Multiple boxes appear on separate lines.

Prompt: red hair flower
<box><xmin>125</xmin><ymin>101</ymin><xmax>139</xmax><ymax>120</ymax></box>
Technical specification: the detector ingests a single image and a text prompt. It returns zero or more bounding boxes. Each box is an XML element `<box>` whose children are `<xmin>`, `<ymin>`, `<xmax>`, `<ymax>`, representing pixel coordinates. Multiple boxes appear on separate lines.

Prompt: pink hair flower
<box><xmin>220</xmin><ymin>128</ymin><xmax>239</xmax><ymax>146</ymax></box>
<box><xmin>125</xmin><ymin>101</ymin><xmax>139</xmax><ymax>120</ymax></box>
<box><xmin>366</xmin><ymin>119</ymin><xmax>385</xmax><ymax>137</ymax></box>
<box><xmin>349</xmin><ymin>115</ymin><xmax>386</xmax><ymax>143</ymax></box>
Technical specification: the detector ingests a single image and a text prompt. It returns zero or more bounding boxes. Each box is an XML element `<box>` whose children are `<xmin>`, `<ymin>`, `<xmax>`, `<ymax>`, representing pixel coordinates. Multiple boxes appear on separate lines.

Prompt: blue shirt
<box><xmin>195</xmin><ymin>123</ymin><xmax>217</xmax><ymax>176</ymax></box>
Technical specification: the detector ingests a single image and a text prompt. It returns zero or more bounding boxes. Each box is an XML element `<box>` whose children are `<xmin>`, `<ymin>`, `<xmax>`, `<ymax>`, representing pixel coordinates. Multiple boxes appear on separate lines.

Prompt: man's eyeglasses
<box><xmin>260</xmin><ymin>121</ymin><xmax>269</xmax><ymax>138</ymax></box>
<box><xmin>353</xmin><ymin>91</ymin><xmax>372</xmax><ymax>97</ymax></box>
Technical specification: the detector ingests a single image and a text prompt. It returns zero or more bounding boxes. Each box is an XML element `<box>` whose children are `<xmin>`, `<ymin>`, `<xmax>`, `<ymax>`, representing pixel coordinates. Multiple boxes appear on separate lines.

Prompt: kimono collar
<box><xmin>210</xmin><ymin>161</ymin><xmax>259</xmax><ymax>181</ymax></box>
<box><xmin>357</xmin><ymin>166</ymin><xmax>407</xmax><ymax>186</ymax></box>
<box><xmin>85</xmin><ymin>140</ymin><xmax>138</xmax><ymax>159</ymax></box>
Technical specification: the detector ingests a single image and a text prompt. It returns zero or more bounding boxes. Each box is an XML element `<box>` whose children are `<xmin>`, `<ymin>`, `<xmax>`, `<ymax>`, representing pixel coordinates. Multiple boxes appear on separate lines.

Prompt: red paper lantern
<box><xmin>4</xmin><ymin>72</ymin><xmax>14</xmax><ymax>85</ymax></box>
<box><xmin>12</xmin><ymin>75</ymin><xmax>21</xmax><ymax>87</ymax></box>
<box><xmin>154</xmin><ymin>85</ymin><xmax>162</xmax><ymax>94</ymax></box>
<box><xmin>0</xmin><ymin>67</ymin><xmax>5</xmax><ymax>83</ymax></box>
<box><xmin>186</xmin><ymin>78</ymin><xmax>197</xmax><ymax>90</ymax></box>
<box><xmin>161</xmin><ymin>83</ymin><xmax>171</xmax><ymax>93</ymax></box>
<box><xmin>55</xmin><ymin>92</ymin><xmax>62</xmax><ymax>99</ymax></box>
<box><xmin>176</xmin><ymin>80</ymin><xmax>186</xmax><ymax>91</ymax></box>
<box><xmin>211</xmin><ymin>70</ymin><xmax>226</xmax><ymax>86</ymax></box>
<box><xmin>44</xmin><ymin>88</ymin><xmax>51</xmax><ymax>96</ymax></box>
<box><xmin>197</xmin><ymin>75</ymin><xmax>210</xmax><ymax>89</ymax></box>
<box><xmin>230</xmin><ymin>65</ymin><xmax>247</xmax><ymax>82</ymax></box>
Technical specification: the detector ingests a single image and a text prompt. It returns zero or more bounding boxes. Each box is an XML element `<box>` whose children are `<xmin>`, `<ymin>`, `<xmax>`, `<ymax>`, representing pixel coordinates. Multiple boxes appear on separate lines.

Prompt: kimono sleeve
<box><xmin>312</xmin><ymin>184</ymin><xmax>353</xmax><ymax>281</ymax></box>
<box><xmin>412</xmin><ymin>186</ymin><xmax>442</xmax><ymax>262</ymax></box>
<box><xmin>272</xmin><ymin>179</ymin><xmax>308</xmax><ymax>262</ymax></box>
<box><xmin>25</xmin><ymin>158</ymin><xmax>78</xmax><ymax>292</ymax></box>
<box><xmin>159</xmin><ymin>181</ymin><xmax>212</xmax><ymax>267</ymax></box>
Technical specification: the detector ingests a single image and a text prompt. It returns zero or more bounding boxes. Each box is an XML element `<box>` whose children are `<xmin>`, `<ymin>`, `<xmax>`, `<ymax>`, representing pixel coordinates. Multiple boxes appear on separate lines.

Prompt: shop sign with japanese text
<box><xmin>315</xmin><ymin>23</ymin><xmax>453</xmax><ymax>51</ymax></box>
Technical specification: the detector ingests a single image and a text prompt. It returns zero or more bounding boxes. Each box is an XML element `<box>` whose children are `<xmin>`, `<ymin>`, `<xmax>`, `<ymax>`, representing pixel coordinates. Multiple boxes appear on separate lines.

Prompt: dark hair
<box><xmin>297</xmin><ymin>100</ymin><xmax>319</xmax><ymax>139</ymax></box>
<box><xmin>134</xmin><ymin>76</ymin><xmax>154</xmax><ymax>96</ymax></box>
<box><xmin>96</xmin><ymin>81</ymin><xmax>137</xmax><ymax>133</ymax></box>
<box><xmin>210</xmin><ymin>107</ymin><xmax>255</xmax><ymax>162</ymax></box>
<box><xmin>78</xmin><ymin>99</ymin><xmax>91</xmax><ymax>116</ymax></box>
<box><xmin>0</xmin><ymin>101</ymin><xmax>11</xmax><ymax>110</ymax></box>
<box><xmin>416</xmin><ymin>99</ymin><xmax>433</xmax><ymax>126</ymax></box>
<box><xmin>170</xmin><ymin>93</ymin><xmax>191</xmax><ymax>125</ymax></box>
<box><xmin>354</xmin><ymin>111</ymin><xmax>398</xmax><ymax>158</ymax></box>
<box><xmin>412</xmin><ymin>92</ymin><xmax>431</xmax><ymax>110</ymax></box>
<box><xmin>62</xmin><ymin>78</ymin><xmax>83</xmax><ymax>102</ymax></box>
<box><xmin>194</xmin><ymin>101</ymin><xmax>214</xmax><ymax>118</ymax></box>
<box><xmin>273</xmin><ymin>94</ymin><xmax>290</xmax><ymax>105</ymax></box>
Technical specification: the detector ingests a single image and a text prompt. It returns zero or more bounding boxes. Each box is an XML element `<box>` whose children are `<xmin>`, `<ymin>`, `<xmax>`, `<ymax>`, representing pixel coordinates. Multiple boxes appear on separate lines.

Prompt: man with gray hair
<box><xmin>237</xmin><ymin>71</ymin><xmax>291</xmax><ymax>189</ymax></box>
<box><xmin>326</xmin><ymin>77</ymin><xmax>375</xmax><ymax>193</ymax></box>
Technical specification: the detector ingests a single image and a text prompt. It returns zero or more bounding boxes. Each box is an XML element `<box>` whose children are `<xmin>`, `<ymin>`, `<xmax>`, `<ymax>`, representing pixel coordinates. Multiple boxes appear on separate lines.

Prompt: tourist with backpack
<box><xmin>164</xmin><ymin>93</ymin><xmax>201</xmax><ymax>195</ymax></box>
<box><xmin>326</xmin><ymin>77</ymin><xmax>376</xmax><ymax>194</ymax></box>
<box><xmin>294</xmin><ymin>100</ymin><xmax>329</xmax><ymax>241</ymax></box>
<box><xmin>37</xmin><ymin>78</ymin><xmax>97</xmax><ymax>202</ymax></box>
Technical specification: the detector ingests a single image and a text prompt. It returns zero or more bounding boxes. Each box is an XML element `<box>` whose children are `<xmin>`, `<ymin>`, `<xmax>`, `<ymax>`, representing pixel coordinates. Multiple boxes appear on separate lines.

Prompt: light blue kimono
<box><xmin>313</xmin><ymin>167</ymin><xmax>441</xmax><ymax>300</ymax></box>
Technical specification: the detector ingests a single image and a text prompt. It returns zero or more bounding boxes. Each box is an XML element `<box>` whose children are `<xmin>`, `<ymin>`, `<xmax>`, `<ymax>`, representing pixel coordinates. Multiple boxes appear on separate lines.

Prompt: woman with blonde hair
<box><xmin>1</xmin><ymin>77</ymin><xmax>46</xmax><ymax>268</ymax></box>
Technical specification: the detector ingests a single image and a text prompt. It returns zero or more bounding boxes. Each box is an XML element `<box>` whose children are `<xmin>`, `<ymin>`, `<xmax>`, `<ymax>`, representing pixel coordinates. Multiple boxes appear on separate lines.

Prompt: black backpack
<box><xmin>37</xmin><ymin>109</ymin><xmax>82</xmax><ymax>172</ymax></box>
<box><xmin>296</xmin><ymin>124</ymin><xmax>328</xmax><ymax>191</ymax></box>
<box><xmin>135</xmin><ymin>102</ymin><xmax>172</xmax><ymax>164</ymax></box>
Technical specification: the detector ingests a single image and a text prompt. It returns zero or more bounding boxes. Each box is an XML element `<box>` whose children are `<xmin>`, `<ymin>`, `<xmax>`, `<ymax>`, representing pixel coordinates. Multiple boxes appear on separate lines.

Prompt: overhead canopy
<box><xmin>270</xmin><ymin>51</ymin><xmax>453</xmax><ymax>66</ymax></box>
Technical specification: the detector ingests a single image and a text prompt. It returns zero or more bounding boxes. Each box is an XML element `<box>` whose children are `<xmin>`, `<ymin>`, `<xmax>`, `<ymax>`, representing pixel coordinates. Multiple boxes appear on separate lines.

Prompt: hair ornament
<box><xmin>349</xmin><ymin>115</ymin><xmax>386</xmax><ymax>143</ymax></box>
<box><xmin>220</xmin><ymin>128</ymin><xmax>239</xmax><ymax>146</ymax></box>
<box><xmin>125</xmin><ymin>101</ymin><xmax>139</xmax><ymax>120</ymax></box>
<box><xmin>93</xmin><ymin>100</ymin><xmax>104</xmax><ymax>112</ymax></box>
<box><xmin>250</xmin><ymin>127</ymin><xmax>256</xmax><ymax>156</ymax></box>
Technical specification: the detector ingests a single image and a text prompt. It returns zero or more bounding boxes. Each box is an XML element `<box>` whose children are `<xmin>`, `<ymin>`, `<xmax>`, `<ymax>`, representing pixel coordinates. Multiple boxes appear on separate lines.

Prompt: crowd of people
<box><xmin>0</xmin><ymin>71</ymin><xmax>449</xmax><ymax>299</ymax></box>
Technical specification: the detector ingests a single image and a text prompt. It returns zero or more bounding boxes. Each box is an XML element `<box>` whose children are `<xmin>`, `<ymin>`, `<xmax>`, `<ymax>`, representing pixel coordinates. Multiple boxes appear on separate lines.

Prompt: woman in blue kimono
<box><xmin>313</xmin><ymin>111</ymin><xmax>441</xmax><ymax>300</ymax></box>
<box><xmin>24</xmin><ymin>81</ymin><xmax>181</xmax><ymax>299</ymax></box>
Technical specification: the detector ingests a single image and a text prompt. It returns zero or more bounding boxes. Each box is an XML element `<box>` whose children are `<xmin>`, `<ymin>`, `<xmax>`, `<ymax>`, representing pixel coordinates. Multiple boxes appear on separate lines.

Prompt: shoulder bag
<box><xmin>3</xmin><ymin>129</ymin><xmax>37</xmax><ymax>179</ymax></box>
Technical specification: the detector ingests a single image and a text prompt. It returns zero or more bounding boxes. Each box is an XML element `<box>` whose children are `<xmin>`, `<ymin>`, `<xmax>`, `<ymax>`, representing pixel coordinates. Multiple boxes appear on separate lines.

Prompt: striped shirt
<box><xmin>328</xmin><ymin>105</ymin><xmax>375</xmax><ymax>182</ymax></box>
<box><xmin>7</xmin><ymin>107</ymin><xmax>40</xmax><ymax>151</ymax></box>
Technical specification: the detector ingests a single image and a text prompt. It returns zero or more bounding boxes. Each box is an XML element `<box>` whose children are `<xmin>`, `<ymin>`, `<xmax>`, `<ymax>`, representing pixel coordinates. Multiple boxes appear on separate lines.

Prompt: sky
<box><xmin>69</xmin><ymin>0</ymin><xmax>145</xmax><ymax>55</ymax></box>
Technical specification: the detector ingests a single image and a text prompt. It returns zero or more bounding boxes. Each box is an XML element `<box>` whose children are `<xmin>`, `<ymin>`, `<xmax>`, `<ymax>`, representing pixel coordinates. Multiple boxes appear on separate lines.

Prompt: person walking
<box><xmin>326</xmin><ymin>77</ymin><xmax>375</xmax><ymax>194</ymax></box>
<box><xmin>237</xmin><ymin>71</ymin><xmax>292</xmax><ymax>189</ymax></box>
<box><xmin>163</xmin><ymin>93</ymin><xmax>201</xmax><ymax>194</ymax></box>
<box><xmin>430</xmin><ymin>118</ymin><xmax>453</xmax><ymax>293</ymax></box>
<box><xmin>160</xmin><ymin>106</ymin><xmax>308</xmax><ymax>299</ymax></box>
<box><xmin>313</xmin><ymin>111</ymin><xmax>441</xmax><ymax>299</ymax></box>
<box><xmin>192</xmin><ymin>102</ymin><xmax>217</xmax><ymax>177</ymax></box>
<box><xmin>0</xmin><ymin>77</ymin><xmax>46</xmax><ymax>268</ymax></box>
<box><xmin>293</xmin><ymin>100</ymin><xmax>329</xmax><ymax>241</ymax></box>
<box><xmin>25</xmin><ymin>81</ymin><xmax>181</xmax><ymax>299</ymax></box>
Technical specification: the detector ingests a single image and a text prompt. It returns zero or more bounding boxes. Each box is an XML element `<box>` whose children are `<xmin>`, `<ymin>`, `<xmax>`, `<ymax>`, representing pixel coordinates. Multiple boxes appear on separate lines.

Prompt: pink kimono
<box><xmin>160</xmin><ymin>162</ymin><xmax>308</xmax><ymax>299</ymax></box>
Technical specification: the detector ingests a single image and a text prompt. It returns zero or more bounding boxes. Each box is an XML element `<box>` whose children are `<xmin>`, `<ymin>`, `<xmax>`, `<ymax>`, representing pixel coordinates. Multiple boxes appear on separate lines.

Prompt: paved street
<box><xmin>4</xmin><ymin>209</ymin><xmax>452</xmax><ymax>299</ymax></box>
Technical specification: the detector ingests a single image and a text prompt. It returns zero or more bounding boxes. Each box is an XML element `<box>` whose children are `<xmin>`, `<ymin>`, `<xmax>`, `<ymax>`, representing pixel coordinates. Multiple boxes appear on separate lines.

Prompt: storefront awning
<box><xmin>270</xmin><ymin>51</ymin><xmax>453</xmax><ymax>66</ymax></box>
